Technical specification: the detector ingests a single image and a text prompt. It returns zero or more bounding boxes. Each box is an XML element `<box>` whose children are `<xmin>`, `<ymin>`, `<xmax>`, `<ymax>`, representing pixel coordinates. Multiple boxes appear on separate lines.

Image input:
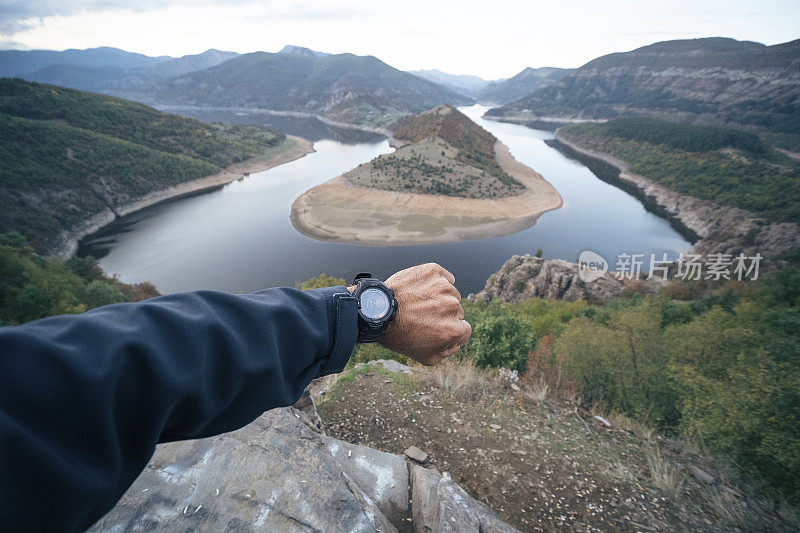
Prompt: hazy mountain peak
<box><xmin>278</xmin><ymin>45</ymin><xmax>329</xmax><ymax>58</ymax></box>
<box><xmin>409</xmin><ymin>69</ymin><xmax>491</xmax><ymax>98</ymax></box>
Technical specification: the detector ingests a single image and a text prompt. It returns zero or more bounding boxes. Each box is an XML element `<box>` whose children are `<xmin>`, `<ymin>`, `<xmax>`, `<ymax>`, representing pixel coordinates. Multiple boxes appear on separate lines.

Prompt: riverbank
<box><xmin>54</xmin><ymin>135</ymin><xmax>314</xmax><ymax>258</ymax></box>
<box><xmin>290</xmin><ymin>140</ymin><xmax>562</xmax><ymax>246</ymax></box>
<box><xmin>156</xmin><ymin>105</ymin><xmax>393</xmax><ymax>137</ymax></box>
<box><xmin>552</xmin><ymin>129</ymin><xmax>800</xmax><ymax>261</ymax></box>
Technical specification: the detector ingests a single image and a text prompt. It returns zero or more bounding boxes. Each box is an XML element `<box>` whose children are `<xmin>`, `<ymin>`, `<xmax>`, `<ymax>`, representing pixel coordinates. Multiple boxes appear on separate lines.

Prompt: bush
<box><xmin>298</xmin><ymin>273</ymin><xmax>347</xmax><ymax>290</ymax></box>
<box><xmin>0</xmin><ymin>233</ymin><xmax>159</xmax><ymax>325</ymax></box>
<box><xmin>471</xmin><ymin>315</ymin><xmax>534</xmax><ymax>373</ymax></box>
<box><xmin>85</xmin><ymin>280</ymin><xmax>126</xmax><ymax>308</ymax></box>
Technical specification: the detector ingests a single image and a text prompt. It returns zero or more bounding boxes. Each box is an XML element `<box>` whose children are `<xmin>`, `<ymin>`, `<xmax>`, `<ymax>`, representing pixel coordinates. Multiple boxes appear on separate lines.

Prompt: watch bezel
<box><xmin>353</xmin><ymin>278</ymin><xmax>397</xmax><ymax>326</ymax></box>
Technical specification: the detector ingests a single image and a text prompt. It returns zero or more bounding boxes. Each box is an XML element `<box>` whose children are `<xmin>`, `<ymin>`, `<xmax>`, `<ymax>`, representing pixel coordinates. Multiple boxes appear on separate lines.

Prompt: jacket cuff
<box><xmin>313</xmin><ymin>285</ymin><xmax>358</xmax><ymax>376</ymax></box>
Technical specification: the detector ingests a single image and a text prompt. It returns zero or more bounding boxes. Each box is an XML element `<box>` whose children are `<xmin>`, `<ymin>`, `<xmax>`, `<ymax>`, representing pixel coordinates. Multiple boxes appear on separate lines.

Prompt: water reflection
<box><xmin>79</xmin><ymin>106</ymin><xmax>692</xmax><ymax>295</ymax></box>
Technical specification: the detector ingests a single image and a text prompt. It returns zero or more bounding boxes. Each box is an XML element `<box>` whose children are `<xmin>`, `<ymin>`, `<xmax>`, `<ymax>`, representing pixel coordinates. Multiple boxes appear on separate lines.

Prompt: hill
<box><xmin>409</xmin><ymin>69</ymin><xmax>492</xmax><ymax>98</ymax></box>
<box><xmin>486</xmin><ymin>38</ymin><xmax>800</xmax><ymax>140</ymax></box>
<box><xmin>14</xmin><ymin>48</ymin><xmax>238</xmax><ymax>95</ymax></box>
<box><xmin>372</xmin><ymin>104</ymin><xmax>521</xmax><ymax>195</ymax></box>
<box><xmin>291</xmin><ymin>105</ymin><xmax>561</xmax><ymax>245</ymax></box>
<box><xmin>558</xmin><ymin>117</ymin><xmax>800</xmax><ymax>225</ymax></box>
<box><xmin>477</xmin><ymin>66</ymin><xmax>571</xmax><ymax>104</ymax></box>
<box><xmin>0</xmin><ymin>79</ymin><xmax>297</xmax><ymax>254</ymax></box>
<box><xmin>0</xmin><ymin>46</ymin><xmax>170</xmax><ymax>78</ymax></box>
<box><xmin>151</xmin><ymin>51</ymin><xmax>473</xmax><ymax>126</ymax></box>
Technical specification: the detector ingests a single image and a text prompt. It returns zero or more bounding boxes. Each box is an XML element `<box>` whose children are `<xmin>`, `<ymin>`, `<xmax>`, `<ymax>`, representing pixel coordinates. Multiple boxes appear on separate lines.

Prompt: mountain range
<box><xmin>3</xmin><ymin>37</ymin><xmax>799</xmax><ymax>133</ymax></box>
<box><xmin>150</xmin><ymin>48</ymin><xmax>472</xmax><ymax>126</ymax></box>
<box><xmin>410</xmin><ymin>67</ymin><xmax>573</xmax><ymax>104</ymax></box>
<box><xmin>1</xmin><ymin>45</ymin><xmax>472</xmax><ymax>126</ymax></box>
<box><xmin>486</xmin><ymin>37</ymin><xmax>800</xmax><ymax>136</ymax></box>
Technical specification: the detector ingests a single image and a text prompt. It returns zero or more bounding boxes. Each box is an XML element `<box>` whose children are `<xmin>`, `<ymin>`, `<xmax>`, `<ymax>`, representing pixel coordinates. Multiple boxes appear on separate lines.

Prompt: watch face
<box><xmin>360</xmin><ymin>288</ymin><xmax>390</xmax><ymax>320</ymax></box>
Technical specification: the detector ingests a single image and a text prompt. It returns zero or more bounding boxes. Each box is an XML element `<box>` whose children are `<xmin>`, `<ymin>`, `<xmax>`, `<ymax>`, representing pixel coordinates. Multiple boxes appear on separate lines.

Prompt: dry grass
<box><xmin>605</xmin><ymin>411</ymin><xmax>655</xmax><ymax>441</ymax></box>
<box><xmin>645</xmin><ymin>448</ymin><xmax>685</xmax><ymax>497</ymax></box>
<box><xmin>521</xmin><ymin>334</ymin><xmax>578</xmax><ymax>402</ymax></box>
<box><xmin>428</xmin><ymin>358</ymin><xmax>505</xmax><ymax>402</ymax></box>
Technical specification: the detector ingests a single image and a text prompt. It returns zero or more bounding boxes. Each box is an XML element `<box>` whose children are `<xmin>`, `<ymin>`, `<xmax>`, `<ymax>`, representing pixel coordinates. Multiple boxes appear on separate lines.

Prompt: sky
<box><xmin>0</xmin><ymin>0</ymin><xmax>798</xmax><ymax>79</ymax></box>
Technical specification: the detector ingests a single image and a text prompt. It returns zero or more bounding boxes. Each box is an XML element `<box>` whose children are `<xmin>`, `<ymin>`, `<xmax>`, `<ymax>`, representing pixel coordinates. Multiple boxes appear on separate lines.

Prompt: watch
<box><xmin>352</xmin><ymin>272</ymin><xmax>398</xmax><ymax>343</ymax></box>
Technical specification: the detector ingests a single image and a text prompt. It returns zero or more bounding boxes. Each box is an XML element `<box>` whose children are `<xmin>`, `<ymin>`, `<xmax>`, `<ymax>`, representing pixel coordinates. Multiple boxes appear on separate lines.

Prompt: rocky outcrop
<box><xmin>88</xmin><ymin>374</ymin><xmax>518</xmax><ymax>532</ymax></box>
<box><xmin>468</xmin><ymin>254</ymin><xmax>661</xmax><ymax>303</ymax></box>
<box><xmin>554</xmin><ymin>130</ymin><xmax>800</xmax><ymax>261</ymax></box>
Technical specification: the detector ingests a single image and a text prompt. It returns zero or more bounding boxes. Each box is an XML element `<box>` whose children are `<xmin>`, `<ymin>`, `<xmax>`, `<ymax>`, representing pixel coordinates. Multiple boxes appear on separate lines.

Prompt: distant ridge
<box><xmin>487</xmin><ymin>37</ymin><xmax>800</xmax><ymax>136</ymax></box>
<box><xmin>152</xmin><ymin>50</ymin><xmax>473</xmax><ymax>126</ymax></box>
<box><xmin>477</xmin><ymin>67</ymin><xmax>571</xmax><ymax>104</ymax></box>
<box><xmin>409</xmin><ymin>69</ymin><xmax>492</xmax><ymax>98</ymax></box>
<box><xmin>0</xmin><ymin>47</ymin><xmax>171</xmax><ymax>78</ymax></box>
<box><xmin>2</xmin><ymin>47</ymin><xmax>238</xmax><ymax>95</ymax></box>
<box><xmin>278</xmin><ymin>45</ymin><xmax>330</xmax><ymax>58</ymax></box>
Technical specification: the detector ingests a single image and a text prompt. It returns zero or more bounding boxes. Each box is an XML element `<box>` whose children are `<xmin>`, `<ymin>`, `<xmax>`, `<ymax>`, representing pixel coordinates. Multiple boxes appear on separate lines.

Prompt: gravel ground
<box><xmin>316</xmin><ymin>363</ymin><xmax>792</xmax><ymax>532</ymax></box>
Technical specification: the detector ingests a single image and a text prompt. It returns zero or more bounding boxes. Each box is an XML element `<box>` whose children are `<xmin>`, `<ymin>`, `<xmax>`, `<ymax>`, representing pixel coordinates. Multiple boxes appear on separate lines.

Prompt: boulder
<box><xmin>410</xmin><ymin>465</ymin><xmax>519</xmax><ymax>533</ymax></box>
<box><xmin>88</xmin><ymin>407</ymin><xmax>402</xmax><ymax>532</ymax></box>
<box><xmin>88</xmin><ymin>387</ymin><xmax>518</xmax><ymax>532</ymax></box>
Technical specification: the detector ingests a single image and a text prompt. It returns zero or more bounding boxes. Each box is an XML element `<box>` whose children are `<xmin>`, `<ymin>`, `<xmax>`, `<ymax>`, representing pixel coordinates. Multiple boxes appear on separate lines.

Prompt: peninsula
<box><xmin>291</xmin><ymin>105</ymin><xmax>562</xmax><ymax>245</ymax></box>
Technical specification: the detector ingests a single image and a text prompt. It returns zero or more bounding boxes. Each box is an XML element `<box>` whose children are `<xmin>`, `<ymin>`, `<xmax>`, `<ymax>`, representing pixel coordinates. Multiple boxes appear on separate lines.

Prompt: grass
<box><xmin>345</xmin><ymin>136</ymin><xmax>522</xmax><ymax>199</ymax></box>
<box><xmin>427</xmin><ymin>358</ymin><xmax>505</xmax><ymax>401</ymax></box>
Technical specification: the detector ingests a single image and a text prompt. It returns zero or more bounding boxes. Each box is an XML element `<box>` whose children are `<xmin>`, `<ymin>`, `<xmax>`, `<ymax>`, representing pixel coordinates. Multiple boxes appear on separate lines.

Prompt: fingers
<box><xmin>456</xmin><ymin>319</ymin><xmax>472</xmax><ymax>345</ymax></box>
<box><xmin>441</xmin><ymin>266</ymin><xmax>456</xmax><ymax>285</ymax></box>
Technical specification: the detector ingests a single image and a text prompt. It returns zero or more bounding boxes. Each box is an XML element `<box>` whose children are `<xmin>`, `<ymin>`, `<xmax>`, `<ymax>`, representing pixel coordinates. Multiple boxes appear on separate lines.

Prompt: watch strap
<box><xmin>358</xmin><ymin>321</ymin><xmax>389</xmax><ymax>343</ymax></box>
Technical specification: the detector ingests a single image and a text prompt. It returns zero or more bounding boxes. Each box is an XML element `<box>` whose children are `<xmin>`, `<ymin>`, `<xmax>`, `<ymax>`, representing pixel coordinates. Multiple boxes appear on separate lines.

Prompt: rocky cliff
<box><xmin>88</xmin><ymin>367</ymin><xmax>518</xmax><ymax>533</ymax></box>
<box><xmin>487</xmin><ymin>38</ymin><xmax>800</xmax><ymax>136</ymax></box>
<box><xmin>468</xmin><ymin>254</ymin><xmax>663</xmax><ymax>304</ymax></box>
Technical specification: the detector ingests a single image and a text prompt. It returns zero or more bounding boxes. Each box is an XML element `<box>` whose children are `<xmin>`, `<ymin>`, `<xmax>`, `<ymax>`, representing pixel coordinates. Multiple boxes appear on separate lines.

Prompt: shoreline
<box><xmin>155</xmin><ymin>105</ymin><xmax>394</xmax><ymax>137</ymax></box>
<box><xmin>552</xmin><ymin>130</ymin><xmax>800</xmax><ymax>260</ymax></box>
<box><xmin>290</xmin><ymin>140</ymin><xmax>563</xmax><ymax>246</ymax></box>
<box><xmin>52</xmin><ymin>135</ymin><xmax>314</xmax><ymax>259</ymax></box>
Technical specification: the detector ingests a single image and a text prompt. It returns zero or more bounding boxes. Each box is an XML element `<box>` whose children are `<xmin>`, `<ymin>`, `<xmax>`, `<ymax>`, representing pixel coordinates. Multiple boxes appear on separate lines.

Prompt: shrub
<box><xmin>471</xmin><ymin>314</ymin><xmax>534</xmax><ymax>373</ymax></box>
<box><xmin>85</xmin><ymin>280</ymin><xmax>127</xmax><ymax>309</ymax></box>
<box><xmin>299</xmin><ymin>273</ymin><xmax>347</xmax><ymax>290</ymax></box>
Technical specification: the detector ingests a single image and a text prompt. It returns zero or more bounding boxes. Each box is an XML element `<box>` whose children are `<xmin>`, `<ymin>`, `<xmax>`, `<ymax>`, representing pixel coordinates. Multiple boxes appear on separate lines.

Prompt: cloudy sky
<box><xmin>1</xmin><ymin>0</ymin><xmax>798</xmax><ymax>79</ymax></box>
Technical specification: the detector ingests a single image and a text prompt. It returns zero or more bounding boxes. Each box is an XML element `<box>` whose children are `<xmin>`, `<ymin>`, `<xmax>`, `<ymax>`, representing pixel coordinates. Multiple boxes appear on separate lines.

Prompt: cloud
<box><xmin>0</xmin><ymin>0</ymin><xmax>251</xmax><ymax>33</ymax></box>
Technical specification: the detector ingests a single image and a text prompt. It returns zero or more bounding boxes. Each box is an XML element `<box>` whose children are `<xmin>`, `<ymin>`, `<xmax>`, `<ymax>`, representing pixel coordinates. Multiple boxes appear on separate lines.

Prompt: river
<box><xmin>78</xmin><ymin>105</ymin><xmax>692</xmax><ymax>295</ymax></box>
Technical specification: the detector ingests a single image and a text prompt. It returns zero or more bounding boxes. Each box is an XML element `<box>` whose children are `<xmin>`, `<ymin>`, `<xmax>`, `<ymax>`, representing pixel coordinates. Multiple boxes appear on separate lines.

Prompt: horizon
<box><xmin>2</xmin><ymin>35</ymin><xmax>798</xmax><ymax>82</ymax></box>
<box><xmin>1</xmin><ymin>0</ymin><xmax>798</xmax><ymax>79</ymax></box>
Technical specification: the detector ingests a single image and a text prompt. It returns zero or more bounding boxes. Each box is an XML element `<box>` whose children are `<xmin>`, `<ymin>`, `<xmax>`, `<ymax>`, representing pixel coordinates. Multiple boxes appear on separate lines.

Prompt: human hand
<box><xmin>379</xmin><ymin>263</ymin><xmax>471</xmax><ymax>365</ymax></box>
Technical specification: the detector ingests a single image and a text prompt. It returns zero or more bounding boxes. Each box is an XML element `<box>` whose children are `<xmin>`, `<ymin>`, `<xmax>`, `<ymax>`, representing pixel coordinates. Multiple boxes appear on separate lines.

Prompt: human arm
<box><xmin>0</xmin><ymin>286</ymin><xmax>357</xmax><ymax>532</ymax></box>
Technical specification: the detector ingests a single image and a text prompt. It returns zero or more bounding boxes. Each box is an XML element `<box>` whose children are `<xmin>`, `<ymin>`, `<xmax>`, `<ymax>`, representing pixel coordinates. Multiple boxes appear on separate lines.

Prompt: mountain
<box><xmin>364</xmin><ymin>104</ymin><xmax>524</xmax><ymax>196</ymax></box>
<box><xmin>278</xmin><ymin>45</ymin><xmax>330</xmax><ymax>58</ymax></box>
<box><xmin>486</xmin><ymin>37</ymin><xmax>800</xmax><ymax>135</ymax></box>
<box><xmin>9</xmin><ymin>48</ymin><xmax>238</xmax><ymax>95</ymax></box>
<box><xmin>152</xmin><ymin>51</ymin><xmax>474</xmax><ymax>126</ymax></box>
<box><xmin>23</xmin><ymin>64</ymin><xmax>128</xmax><ymax>92</ymax></box>
<box><xmin>477</xmin><ymin>66</ymin><xmax>571</xmax><ymax>104</ymax></box>
<box><xmin>136</xmin><ymin>49</ymin><xmax>239</xmax><ymax>80</ymax></box>
<box><xmin>0</xmin><ymin>79</ymin><xmax>285</xmax><ymax>253</ymax></box>
<box><xmin>0</xmin><ymin>47</ymin><xmax>170</xmax><ymax>78</ymax></box>
<box><xmin>409</xmin><ymin>69</ymin><xmax>492</xmax><ymax>98</ymax></box>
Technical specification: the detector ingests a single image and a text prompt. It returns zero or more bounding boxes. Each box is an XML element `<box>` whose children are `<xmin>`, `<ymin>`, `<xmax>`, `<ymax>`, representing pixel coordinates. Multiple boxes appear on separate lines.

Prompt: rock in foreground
<box><xmin>88</xmin><ymin>396</ymin><xmax>518</xmax><ymax>532</ymax></box>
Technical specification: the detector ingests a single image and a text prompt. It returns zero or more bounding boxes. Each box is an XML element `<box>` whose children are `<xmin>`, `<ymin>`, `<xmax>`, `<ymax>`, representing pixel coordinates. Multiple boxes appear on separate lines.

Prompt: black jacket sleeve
<box><xmin>0</xmin><ymin>285</ymin><xmax>358</xmax><ymax>532</ymax></box>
